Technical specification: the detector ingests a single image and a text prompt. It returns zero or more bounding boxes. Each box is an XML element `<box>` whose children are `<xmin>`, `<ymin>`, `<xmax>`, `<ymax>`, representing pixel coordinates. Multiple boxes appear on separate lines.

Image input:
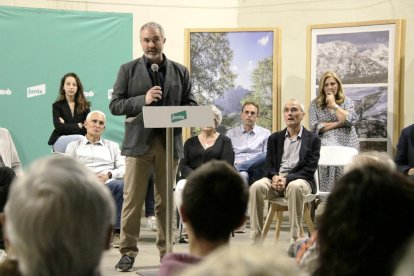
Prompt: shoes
<box><xmin>147</xmin><ymin>216</ymin><xmax>157</xmax><ymax>232</ymax></box>
<box><xmin>112</xmin><ymin>233</ymin><xmax>120</xmax><ymax>248</ymax></box>
<box><xmin>115</xmin><ymin>254</ymin><xmax>134</xmax><ymax>272</ymax></box>
<box><xmin>178</xmin><ymin>234</ymin><xmax>189</xmax><ymax>244</ymax></box>
<box><xmin>234</xmin><ymin>223</ymin><xmax>246</xmax><ymax>233</ymax></box>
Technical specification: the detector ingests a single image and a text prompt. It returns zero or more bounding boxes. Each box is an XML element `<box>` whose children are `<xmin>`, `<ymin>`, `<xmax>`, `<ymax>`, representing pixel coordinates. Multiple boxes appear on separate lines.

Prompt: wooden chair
<box><xmin>261</xmin><ymin>146</ymin><xmax>358</xmax><ymax>242</ymax></box>
<box><xmin>261</xmin><ymin>193</ymin><xmax>316</xmax><ymax>242</ymax></box>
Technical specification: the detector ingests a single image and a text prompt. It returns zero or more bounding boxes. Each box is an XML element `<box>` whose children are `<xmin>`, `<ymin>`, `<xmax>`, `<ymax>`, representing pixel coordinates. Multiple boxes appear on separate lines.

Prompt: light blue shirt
<box><xmin>65</xmin><ymin>136</ymin><xmax>125</xmax><ymax>181</ymax></box>
<box><xmin>226</xmin><ymin>125</ymin><xmax>271</xmax><ymax>164</ymax></box>
<box><xmin>280</xmin><ymin>126</ymin><xmax>303</xmax><ymax>173</ymax></box>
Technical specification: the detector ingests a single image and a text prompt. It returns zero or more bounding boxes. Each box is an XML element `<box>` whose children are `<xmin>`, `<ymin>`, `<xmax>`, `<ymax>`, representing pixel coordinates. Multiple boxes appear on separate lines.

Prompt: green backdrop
<box><xmin>0</xmin><ymin>6</ymin><xmax>132</xmax><ymax>167</ymax></box>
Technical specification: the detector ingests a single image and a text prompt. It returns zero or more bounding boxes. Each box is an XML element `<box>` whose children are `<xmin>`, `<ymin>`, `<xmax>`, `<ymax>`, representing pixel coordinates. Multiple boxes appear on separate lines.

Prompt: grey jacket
<box><xmin>109</xmin><ymin>55</ymin><xmax>197</xmax><ymax>158</ymax></box>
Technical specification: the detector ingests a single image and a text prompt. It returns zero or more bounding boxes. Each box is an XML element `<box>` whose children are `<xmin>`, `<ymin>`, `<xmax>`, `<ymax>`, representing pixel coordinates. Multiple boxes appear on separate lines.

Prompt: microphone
<box><xmin>151</xmin><ymin>63</ymin><xmax>160</xmax><ymax>87</ymax></box>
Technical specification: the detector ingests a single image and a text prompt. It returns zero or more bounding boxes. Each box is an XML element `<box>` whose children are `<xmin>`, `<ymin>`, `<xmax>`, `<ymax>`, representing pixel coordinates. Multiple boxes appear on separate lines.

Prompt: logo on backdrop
<box><xmin>0</xmin><ymin>89</ymin><xmax>12</xmax><ymax>96</ymax></box>
<box><xmin>27</xmin><ymin>84</ymin><xmax>46</xmax><ymax>98</ymax></box>
<box><xmin>107</xmin><ymin>89</ymin><xmax>113</xmax><ymax>100</ymax></box>
<box><xmin>171</xmin><ymin>111</ymin><xmax>187</xmax><ymax>123</ymax></box>
<box><xmin>84</xmin><ymin>91</ymin><xmax>95</xmax><ymax>97</ymax></box>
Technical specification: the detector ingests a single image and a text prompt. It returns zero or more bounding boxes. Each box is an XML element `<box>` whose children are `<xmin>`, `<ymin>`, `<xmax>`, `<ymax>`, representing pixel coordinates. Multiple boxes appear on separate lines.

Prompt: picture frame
<box><xmin>306</xmin><ymin>19</ymin><xmax>406</xmax><ymax>153</ymax></box>
<box><xmin>184</xmin><ymin>27</ymin><xmax>281</xmax><ymax>138</ymax></box>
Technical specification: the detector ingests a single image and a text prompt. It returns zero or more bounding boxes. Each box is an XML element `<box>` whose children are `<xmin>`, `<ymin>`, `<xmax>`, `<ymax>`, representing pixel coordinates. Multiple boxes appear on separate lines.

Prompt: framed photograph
<box><xmin>184</xmin><ymin>28</ymin><xmax>281</xmax><ymax>137</ymax></box>
<box><xmin>306</xmin><ymin>19</ymin><xmax>406</xmax><ymax>153</ymax></box>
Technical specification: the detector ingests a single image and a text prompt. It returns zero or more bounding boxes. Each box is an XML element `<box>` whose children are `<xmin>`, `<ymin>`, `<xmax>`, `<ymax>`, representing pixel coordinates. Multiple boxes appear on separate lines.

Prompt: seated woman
<box><xmin>176</xmin><ymin>106</ymin><xmax>234</xmax><ymax>243</ymax></box>
<box><xmin>48</xmin><ymin>72</ymin><xmax>91</xmax><ymax>152</ymax></box>
<box><xmin>178</xmin><ymin>106</ymin><xmax>234</xmax><ymax>179</ymax></box>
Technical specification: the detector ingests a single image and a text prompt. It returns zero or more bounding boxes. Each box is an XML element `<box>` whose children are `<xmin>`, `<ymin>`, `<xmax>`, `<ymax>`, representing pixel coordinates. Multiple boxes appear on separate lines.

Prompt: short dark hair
<box><xmin>241</xmin><ymin>101</ymin><xmax>259</xmax><ymax>115</ymax></box>
<box><xmin>314</xmin><ymin>165</ymin><xmax>414</xmax><ymax>276</ymax></box>
<box><xmin>182</xmin><ymin>160</ymin><xmax>248</xmax><ymax>241</ymax></box>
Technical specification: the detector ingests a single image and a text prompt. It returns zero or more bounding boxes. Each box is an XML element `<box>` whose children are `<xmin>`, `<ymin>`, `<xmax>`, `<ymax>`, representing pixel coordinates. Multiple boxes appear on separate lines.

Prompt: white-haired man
<box><xmin>4</xmin><ymin>155</ymin><xmax>115</xmax><ymax>276</ymax></box>
<box><xmin>249</xmin><ymin>99</ymin><xmax>320</xmax><ymax>255</ymax></box>
<box><xmin>66</xmin><ymin>110</ymin><xmax>124</xmax><ymax>248</ymax></box>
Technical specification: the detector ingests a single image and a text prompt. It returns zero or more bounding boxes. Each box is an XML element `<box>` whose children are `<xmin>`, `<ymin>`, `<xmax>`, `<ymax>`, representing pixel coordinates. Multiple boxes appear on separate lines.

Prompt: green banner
<box><xmin>0</xmin><ymin>6</ymin><xmax>132</xmax><ymax>167</ymax></box>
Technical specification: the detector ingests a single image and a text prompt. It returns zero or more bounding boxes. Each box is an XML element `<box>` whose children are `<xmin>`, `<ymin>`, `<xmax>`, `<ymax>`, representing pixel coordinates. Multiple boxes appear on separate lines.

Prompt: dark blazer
<box><xmin>395</xmin><ymin>124</ymin><xmax>414</xmax><ymax>174</ymax></box>
<box><xmin>109</xmin><ymin>55</ymin><xmax>197</xmax><ymax>158</ymax></box>
<box><xmin>264</xmin><ymin>127</ymin><xmax>321</xmax><ymax>193</ymax></box>
<box><xmin>48</xmin><ymin>100</ymin><xmax>89</xmax><ymax>145</ymax></box>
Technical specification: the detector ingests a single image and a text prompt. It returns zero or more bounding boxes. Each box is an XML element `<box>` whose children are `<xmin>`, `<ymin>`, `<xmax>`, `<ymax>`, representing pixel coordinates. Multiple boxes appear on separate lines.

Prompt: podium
<box><xmin>143</xmin><ymin>105</ymin><xmax>214</xmax><ymax>252</ymax></box>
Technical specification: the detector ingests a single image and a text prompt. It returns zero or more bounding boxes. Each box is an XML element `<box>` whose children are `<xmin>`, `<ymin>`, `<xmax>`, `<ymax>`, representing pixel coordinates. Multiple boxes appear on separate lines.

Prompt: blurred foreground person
<box><xmin>3</xmin><ymin>155</ymin><xmax>115</xmax><ymax>276</ymax></box>
<box><xmin>314</xmin><ymin>162</ymin><xmax>414</xmax><ymax>276</ymax></box>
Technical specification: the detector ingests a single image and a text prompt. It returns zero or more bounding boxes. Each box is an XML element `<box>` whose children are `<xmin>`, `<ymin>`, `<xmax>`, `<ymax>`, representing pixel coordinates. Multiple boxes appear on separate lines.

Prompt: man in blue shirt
<box><xmin>227</xmin><ymin>102</ymin><xmax>271</xmax><ymax>186</ymax></box>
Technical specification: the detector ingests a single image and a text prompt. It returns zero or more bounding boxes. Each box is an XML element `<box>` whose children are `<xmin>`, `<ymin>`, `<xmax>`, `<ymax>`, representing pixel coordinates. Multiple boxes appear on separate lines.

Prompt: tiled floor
<box><xmin>100</xmin><ymin>215</ymin><xmax>297</xmax><ymax>276</ymax></box>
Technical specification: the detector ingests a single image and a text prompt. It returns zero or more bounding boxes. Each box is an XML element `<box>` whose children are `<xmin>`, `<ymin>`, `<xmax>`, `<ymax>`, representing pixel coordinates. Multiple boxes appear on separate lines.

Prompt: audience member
<box><xmin>180</xmin><ymin>245</ymin><xmax>301</xmax><ymax>276</ymax></box>
<box><xmin>0</xmin><ymin>167</ymin><xmax>16</xmax><ymax>250</ymax></box>
<box><xmin>109</xmin><ymin>21</ymin><xmax>197</xmax><ymax>272</ymax></box>
<box><xmin>309</xmin><ymin>71</ymin><xmax>359</xmax><ymax>195</ymax></box>
<box><xmin>395</xmin><ymin>123</ymin><xmax>414</xmax><ymax>181</ymax></box>
<box><xmin>249</xmin><ymin>99</ymin><xmax>320</xmax><ymax>255</ymax></box>
<box><xmin>177</xmin><ymin>106</ymin><xmax>234</xmax><ymax>242</ymax></box>
<box><xmin>48</xmin><ymin>72</ymin><xmax>91</xmax><ymax>151</ymax></box>
<box><xmin>158</xmin><ymin>160</ymin><xmax>248</xmax><ymax>276</ymax></box>
<box><xmin>293</xmin><ymin>151</ymin><xmax>396</xmax><ymax>274</ymax></box>
<box><xmin>0</xmin><ymin>128</ymin><xmax>22</xmax><ymax>176</ymax></box>
<box><xmin>65</xmin><ymin>110</ymin><xmax>124</xmax><ymax>248</ymax></box>
<box><xmin>313</xmin><ymin>163</ymin><xmax>414</xmax><ymax>276</ymax></box>
<box><xmin>178</xmin><ymin>106</ymin><xmax>234</xmax><ymax>179</ymax></box>
<box><xmin>226</xmin><ymin>101</ymin><xmax>270</xmax><ymax>185</ymax></box>
<box><xmin>3</xmin><ymin>155</ymin><xmax>115</xmax><ymax>276</ymax></box>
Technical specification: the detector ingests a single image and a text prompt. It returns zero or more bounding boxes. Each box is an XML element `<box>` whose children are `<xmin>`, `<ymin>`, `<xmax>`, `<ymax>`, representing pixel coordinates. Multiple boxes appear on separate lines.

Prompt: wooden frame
<box><xmin>306</xmin><ymin>19</ymin><xmax>405</xmax><ymax>153</ymax></box>
<box><xmin>184</xmin><ymin>28</ymin><xmax>281</xmax><ymax>138</ymax></box>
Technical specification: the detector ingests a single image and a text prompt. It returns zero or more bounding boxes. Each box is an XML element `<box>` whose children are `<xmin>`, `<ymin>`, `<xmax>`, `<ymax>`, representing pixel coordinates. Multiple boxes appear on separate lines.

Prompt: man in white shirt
<box><xmin>0</xmin><ymin>127</ymin><xmax>22</xmax><ymax>176</ymax></box>
<box><xmin>227</xmin><ymin>102</ymin><xmax>271</xmax><ymax>186</ymax></box>
<box><xmin>66</xmin><ymin>110</ymin><xmax>124</xmax><ymax>248</ymax></box>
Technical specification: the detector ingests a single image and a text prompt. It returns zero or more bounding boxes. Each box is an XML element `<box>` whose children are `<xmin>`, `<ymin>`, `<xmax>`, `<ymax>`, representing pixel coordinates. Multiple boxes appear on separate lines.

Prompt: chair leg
<box><xmin>275</xmin><ymin>210</ymin><xmax>283</xmax><ymax>241</ymax></box>
<box><xmin>303</xmin><ymin>203</ymin><xmax>315</xmax><ymax>234</ymax></box>
<box><xmin>261</xmin><ymin>204</ymin><xmax>276</xmax><ymax>242</ymax></box>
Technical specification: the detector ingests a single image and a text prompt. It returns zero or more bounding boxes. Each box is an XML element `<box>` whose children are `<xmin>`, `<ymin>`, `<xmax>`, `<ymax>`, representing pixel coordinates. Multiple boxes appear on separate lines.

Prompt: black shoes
<box><xmin>178</xmin><ymin>234</ymin><xmax>189</xmax><ymax>244</ymax></box>
<box><xmin>115</xmin><ymin>254</ymin><xmax>135</xmax><ymax>272</ymax></box>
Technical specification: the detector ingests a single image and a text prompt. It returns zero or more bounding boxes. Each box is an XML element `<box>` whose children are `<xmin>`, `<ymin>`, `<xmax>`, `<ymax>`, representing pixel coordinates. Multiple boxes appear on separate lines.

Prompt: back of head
<box><xmin>344</xmin><ymin>151</ymin><xmax>396</xmax><ymax>173</ymax></box>
<box><xmin>182</xmin><ymin>160</ymin><xmax>248</xmax><ymax>241</ymax></box>
<box><xmin>5</xmin><ymin>155</ymin><xmax>115</xmax><ymax>276</ymax></box>
<box><xmin>314</xmin><ymin>165</ymin><xmax>414</xmax><ymax>276</ymax></box>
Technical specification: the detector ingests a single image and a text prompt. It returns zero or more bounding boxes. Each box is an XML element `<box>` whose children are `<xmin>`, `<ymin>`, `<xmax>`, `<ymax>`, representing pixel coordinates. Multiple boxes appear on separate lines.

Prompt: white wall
<box><xmin>238</xmin><ymin>0</ymin><xmax>414</xmax><ymax>130</ymax></box>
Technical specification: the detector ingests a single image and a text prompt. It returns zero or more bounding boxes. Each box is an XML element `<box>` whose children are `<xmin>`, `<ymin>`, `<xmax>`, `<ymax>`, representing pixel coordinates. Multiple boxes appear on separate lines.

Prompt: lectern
<box><xmin>143</xmin><ymin>105</ymin><xmax>214</xmax><ymax>253</ymax></box>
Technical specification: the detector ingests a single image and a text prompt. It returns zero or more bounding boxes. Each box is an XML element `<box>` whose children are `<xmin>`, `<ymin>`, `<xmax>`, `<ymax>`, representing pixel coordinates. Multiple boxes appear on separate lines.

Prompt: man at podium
<box><xmin>109</xmin><ymin>21</ymin><xmax>197</xmax><ymax>272</ymax></box>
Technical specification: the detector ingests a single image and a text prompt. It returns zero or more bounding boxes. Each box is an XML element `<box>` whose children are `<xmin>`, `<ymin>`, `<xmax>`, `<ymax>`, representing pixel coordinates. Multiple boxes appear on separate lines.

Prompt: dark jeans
<box><xmin>106</xmin><ymin>179</ymin><xmax>124</xmax><ymax>230</ymax></box>
<box><xmin>235</xmin><ymin>153</ymin><xmax>266</xmax><ymax>185</ymax></box>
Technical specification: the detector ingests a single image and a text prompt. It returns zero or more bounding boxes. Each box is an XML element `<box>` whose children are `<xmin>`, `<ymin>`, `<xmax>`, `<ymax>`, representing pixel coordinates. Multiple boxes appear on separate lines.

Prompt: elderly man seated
<box><xmin>66</xmin><ymin>110</ymin><xmax>124</xmax><ymax>248</ymax></box>
<box><xmin>249</xmin><ymin>99</ymin><xmax>320</xmax><ymax>255</ymax></box>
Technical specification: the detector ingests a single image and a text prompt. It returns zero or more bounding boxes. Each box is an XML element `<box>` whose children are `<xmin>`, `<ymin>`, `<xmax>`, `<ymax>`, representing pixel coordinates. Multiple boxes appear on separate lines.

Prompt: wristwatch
<box><xmin>333</xmin><ymin>104</ymin><xmax>339</xmax><ymax>111</ymax></box>
<box><xmin>107</xmin><ymin>171</ymin><xmax>112</xmax><ymax>179</ymax></box>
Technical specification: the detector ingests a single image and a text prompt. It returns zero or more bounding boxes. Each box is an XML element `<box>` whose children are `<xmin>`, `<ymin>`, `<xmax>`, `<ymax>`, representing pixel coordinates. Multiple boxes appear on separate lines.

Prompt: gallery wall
<box><xmin>237</xmin><ymin>0</ymin><xmax>414</xmax><ymax>131</ymax></box>
<box><xmin>0</xmin><ymin>0</ymin><xmax>412</xmax><ymax>166</ymax></box>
